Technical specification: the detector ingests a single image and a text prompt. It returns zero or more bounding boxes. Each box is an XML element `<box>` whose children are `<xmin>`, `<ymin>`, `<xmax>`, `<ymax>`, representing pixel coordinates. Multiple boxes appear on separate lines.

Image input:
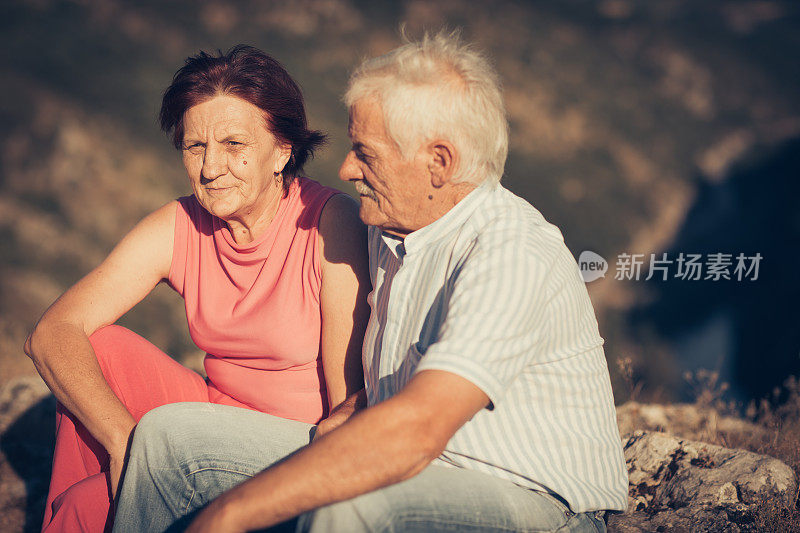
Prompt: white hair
<box><xmin>344</xmin><ymin>30</ymin><xmax>509</xmax><ymax>185</ymax></box>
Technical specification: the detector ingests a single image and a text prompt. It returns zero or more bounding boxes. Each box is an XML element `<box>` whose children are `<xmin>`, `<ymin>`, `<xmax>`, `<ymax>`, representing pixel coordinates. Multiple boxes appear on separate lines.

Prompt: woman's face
<box><xmin>181</xmin><ymin>95</ymin><xmax>291</xmax><ymax>223</ymax></box>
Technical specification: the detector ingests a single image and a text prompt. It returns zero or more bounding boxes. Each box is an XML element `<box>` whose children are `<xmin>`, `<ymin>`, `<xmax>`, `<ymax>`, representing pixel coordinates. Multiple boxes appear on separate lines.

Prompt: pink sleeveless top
<box><xmin>168</xmin><ymin>177</ymin><xmax>339</xmax><ymax>424</ymax></box>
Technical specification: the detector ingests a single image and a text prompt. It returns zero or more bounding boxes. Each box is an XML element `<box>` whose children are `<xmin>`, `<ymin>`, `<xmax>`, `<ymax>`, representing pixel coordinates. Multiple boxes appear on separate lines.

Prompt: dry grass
<box><xmin>616</xmin><ymin>356</ymin><xmax>644</xmax><ymax>403</ymax></box>
<box><xmin>739</xmin><ymin>378</ymin><xmax>800</xmax><ymax>532</ymax></box>
<box><xmin>616</xmin><ymin>358</ymin><xmax>800</xmax><ymax>531</ymax></box>
<box><xmin>687</xmin><ymin>372</ymin><xmax>800</xmax><ymax>532</ymax></box>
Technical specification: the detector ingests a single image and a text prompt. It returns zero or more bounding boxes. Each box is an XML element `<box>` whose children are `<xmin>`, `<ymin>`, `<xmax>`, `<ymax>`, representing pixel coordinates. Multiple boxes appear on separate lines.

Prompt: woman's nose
<box><xmin>201</xmin><ymin>144</ymin><xmax>227</xmax><ymax>182</ymax></box>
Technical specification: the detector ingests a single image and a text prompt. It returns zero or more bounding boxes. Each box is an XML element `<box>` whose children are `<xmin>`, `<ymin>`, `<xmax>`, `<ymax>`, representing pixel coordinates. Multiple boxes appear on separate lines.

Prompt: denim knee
<box><xmin>130</xmin><ymin>402</ymin><xmax>212</xmax><ymax>470</ymax></box>
<box><xmin>298</xmin><ymin>497</ymin><xmax>383</xmax><ymax>533</ymax></box>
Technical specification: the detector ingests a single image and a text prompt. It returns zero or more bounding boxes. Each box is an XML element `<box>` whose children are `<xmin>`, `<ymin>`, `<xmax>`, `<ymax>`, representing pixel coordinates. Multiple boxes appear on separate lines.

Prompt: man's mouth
<box><xmin>353</xmin><ymin>180</ymin><xmax>378</xmax><ymax>201</ymax></box>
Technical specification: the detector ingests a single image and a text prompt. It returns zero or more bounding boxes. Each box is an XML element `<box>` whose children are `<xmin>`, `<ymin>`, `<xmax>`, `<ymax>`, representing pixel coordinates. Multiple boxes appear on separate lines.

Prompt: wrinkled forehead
<box><xmin>183</xmin><ymin>116</ymin><xmax>246</xmax><ymax>137</ymax></box>
<box><xmin>183</xmin><ymin>95</ymin><xmax>268</xmax><ymax>136</ymax></box>
<box><xmin>347</xmin><ymin>97</ymin><xmax>388</xmax><ymax>141</ymax></box>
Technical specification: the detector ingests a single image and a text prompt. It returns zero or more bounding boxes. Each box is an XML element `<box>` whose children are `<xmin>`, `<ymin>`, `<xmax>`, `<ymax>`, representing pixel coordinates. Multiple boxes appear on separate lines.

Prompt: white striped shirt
<box><xmin>363</xmin><ymin>181</ymin><xmax>629</xmax><ymax>513</ymax></box>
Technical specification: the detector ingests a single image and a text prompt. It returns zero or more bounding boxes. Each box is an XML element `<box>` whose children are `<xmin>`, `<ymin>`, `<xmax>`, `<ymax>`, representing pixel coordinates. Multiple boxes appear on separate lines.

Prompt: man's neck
<box><xmin>384</xmin><ymin>182</ymin><xmax>477</xmax><ymax>240</ymax></box>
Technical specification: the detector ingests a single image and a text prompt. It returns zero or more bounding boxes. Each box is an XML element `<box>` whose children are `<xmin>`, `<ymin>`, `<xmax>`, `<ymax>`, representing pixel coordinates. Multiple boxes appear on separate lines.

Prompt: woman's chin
<box><xmin>199</xmin><ymin>196</ymin><xmax>238</xmax><ymax>220</ymax></box>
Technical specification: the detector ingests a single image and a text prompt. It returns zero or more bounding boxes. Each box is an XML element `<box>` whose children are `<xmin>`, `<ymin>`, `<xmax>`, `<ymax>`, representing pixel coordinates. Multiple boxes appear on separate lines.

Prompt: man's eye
<box><xmin>184</xmin><ymin>143</ymin><xmax>204</xmax><ymax>151</ymax></box>
<box><xmin>227</xmin><ymin>141</ymin><xmax>243</xmax><ymax>147</ymax></box>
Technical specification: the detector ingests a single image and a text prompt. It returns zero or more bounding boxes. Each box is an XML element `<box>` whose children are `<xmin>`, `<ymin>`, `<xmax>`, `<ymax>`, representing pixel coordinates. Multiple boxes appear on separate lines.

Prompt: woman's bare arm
<box><xmin>23</xmin><ymin>200</ymin><xmax>177</xmax><ymax>493</ymax></box>
<box><xmin>317</xmin><ymin>194</ymin><xmax>370</xmax><ymax>413</ymax></box>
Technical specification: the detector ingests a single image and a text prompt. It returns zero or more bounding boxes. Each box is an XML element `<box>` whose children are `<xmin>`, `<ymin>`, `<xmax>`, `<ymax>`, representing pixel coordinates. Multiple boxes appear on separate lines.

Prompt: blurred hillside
<box><xmin>1</xmin><ymin>0</ymin><xmax>798</xmax><ymax>402</ymax></box>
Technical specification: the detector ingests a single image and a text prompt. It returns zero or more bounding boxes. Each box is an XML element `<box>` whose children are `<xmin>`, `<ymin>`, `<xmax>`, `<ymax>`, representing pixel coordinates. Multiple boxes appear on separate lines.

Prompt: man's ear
<box><xmin>427</xmin><ymin>140</ymin><xmax>458</xmax><ymax>188</ymax></box>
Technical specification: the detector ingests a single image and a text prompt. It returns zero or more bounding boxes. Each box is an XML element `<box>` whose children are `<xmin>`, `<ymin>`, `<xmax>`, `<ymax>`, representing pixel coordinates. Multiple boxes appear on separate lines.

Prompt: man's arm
<box><xmin>186</xmin><ymin>370</ymin><xmax>489</xmax><ymax>533</ymax></box>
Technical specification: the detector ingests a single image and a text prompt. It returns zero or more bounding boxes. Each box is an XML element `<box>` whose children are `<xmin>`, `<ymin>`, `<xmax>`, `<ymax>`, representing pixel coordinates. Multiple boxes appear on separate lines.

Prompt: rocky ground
<box><xmin>0</xmin><ymin>377</ymin><xmax>53</xmax><ymax>533</ymax></box>
<box><xmin>1</xmin><ymin>377</ymin><xmax>798</xmax><ymax>532</ymax></box>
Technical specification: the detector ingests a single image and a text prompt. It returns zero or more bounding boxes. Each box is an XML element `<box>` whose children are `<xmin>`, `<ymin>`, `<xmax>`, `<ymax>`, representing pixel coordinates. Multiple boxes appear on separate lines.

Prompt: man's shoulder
<box><xmin>464</xmin><ymin>184</ymin><xmax>567</xmax><ymax>257</ymax></box>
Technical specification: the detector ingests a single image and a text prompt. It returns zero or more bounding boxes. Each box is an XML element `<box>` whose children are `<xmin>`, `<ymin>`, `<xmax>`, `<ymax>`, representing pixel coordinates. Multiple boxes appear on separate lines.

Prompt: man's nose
<box><xmin>201</xmin><ymin>144</ymin><xmax>227</xmax><ymax>182</ymax></box>
<box><xmin>338</xmin><ymin>151</ymin><xmax>360</xmax><ymax>183</ymax></box>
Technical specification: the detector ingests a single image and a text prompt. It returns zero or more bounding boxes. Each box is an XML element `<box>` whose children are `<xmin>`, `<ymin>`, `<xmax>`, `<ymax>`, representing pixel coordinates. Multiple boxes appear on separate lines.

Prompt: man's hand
<box><xmin>185</xmin><ymin>497</ymin><xmax>245</xmax><ymax>533</ymax></box>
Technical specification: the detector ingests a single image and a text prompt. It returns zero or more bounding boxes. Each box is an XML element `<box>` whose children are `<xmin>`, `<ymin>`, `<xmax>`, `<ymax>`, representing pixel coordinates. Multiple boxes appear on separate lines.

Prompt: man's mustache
<box><xmin>354</xmin><ymin>180</ymin><xmax>378</xmax><ymax>201</ymax></box>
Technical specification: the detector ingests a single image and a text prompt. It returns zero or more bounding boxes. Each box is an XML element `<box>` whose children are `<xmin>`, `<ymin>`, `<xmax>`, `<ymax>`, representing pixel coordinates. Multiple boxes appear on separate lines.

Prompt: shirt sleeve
<box><xmin>413</xmin><ymin>222</ymin><xmax>556</xmax><ymax>407</ymax></box>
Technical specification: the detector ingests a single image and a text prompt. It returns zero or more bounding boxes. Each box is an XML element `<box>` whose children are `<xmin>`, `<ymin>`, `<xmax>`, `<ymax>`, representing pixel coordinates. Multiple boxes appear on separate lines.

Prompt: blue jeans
<box><xmin>113</xmin><ymin>403</ymin><xmax>606</xmax><ymax>533</ymax></box>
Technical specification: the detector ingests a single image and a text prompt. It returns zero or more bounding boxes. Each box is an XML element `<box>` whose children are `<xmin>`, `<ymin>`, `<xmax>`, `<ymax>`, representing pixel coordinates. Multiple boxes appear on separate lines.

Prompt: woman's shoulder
<box><xmin>318</xmin><ymin>192</ymin><xmax>365</xmax><ymax>261</ymax></box>
<box><xmin>140</xmin><ymin>199</ymin><xmax>181</xmax><ymax>233</ymax></box>
<box><xmin>288</xmin><ymin>177</ymin><xmax>348</xmax><ymax>229</ymax></box>
<box><xmin>319</xmin><ymin>192</ymin><xmax>360</xmax><ymax>225</ymax></box>
<box><xmin>289</xmin><ymin>177</ymin><xmax>365</xmax><ymax>259</ymax></box>
<box><xmin>295</xmin><ymin>176</ymin><xmax>343</xmax><ymax>206</ymax></box>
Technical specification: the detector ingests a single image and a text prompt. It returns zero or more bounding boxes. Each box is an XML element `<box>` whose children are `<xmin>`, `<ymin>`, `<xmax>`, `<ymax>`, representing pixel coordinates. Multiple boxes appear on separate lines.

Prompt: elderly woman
<box><xmin>24</xmin><ymin>45</ymin><xmax>370</xmax><ymax>532</ymax></box>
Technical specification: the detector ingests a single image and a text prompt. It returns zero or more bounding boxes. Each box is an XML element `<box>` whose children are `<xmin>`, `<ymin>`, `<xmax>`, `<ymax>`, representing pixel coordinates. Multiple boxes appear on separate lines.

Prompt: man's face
<box><xmin>339</xmin><ymin>98</ymin><xmax>430</xmax><ymax>237</ymax></box>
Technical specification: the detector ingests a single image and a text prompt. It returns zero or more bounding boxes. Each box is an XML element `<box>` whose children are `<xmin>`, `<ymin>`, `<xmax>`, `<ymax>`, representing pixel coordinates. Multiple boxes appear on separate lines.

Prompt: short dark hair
<box><xmin>160</xmin><ymin>45</ymin><xmax>325</xmax><ymax>191</ymax></box>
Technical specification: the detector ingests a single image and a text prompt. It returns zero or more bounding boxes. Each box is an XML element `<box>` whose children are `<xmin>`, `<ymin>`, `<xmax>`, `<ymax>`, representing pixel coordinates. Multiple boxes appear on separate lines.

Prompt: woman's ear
<box><xmin>427</xmin><ymin>140</ymin><xmax>458</xmax><ymax>188</ymax></box>
<box><xmin>274</xmin><ymin>144</ymin><xmax>293</xmax><ymax>174</ymax></box>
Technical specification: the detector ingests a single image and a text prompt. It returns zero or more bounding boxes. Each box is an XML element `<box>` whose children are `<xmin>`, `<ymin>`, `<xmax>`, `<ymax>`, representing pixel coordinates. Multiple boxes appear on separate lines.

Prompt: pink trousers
<box><xmin>42</xmin><ymin>325</ymin><xmax>210</xmax><ymax>533</ymax></box>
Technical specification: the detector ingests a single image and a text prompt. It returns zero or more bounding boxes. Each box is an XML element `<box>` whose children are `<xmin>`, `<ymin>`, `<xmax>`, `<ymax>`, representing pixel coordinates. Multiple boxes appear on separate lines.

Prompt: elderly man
<box><xmin>114</xmin><ymin>32</ymin><xmax>628</xmax><ymax>533</ymax></box>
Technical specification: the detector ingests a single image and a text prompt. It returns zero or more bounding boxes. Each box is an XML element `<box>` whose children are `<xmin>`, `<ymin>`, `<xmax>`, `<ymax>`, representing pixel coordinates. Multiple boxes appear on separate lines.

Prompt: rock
<box><xmin>609</xmin><ymin>430</ymin><xmax>798</xmax><ymax>532</ymax></box>
<box><xmin>616</xmin><ymin>401</ymin><xmax>766</xmax><ymax>442</ymax></box>
<box><xmin>0</xmin><ymin>376</ymin><xmax>54</xmax><ymax>533</ymax></box>
<box><xmin>610</xmin><ymin>506</ymin><xmax>744</xmax><ymax>532</ymax></box>
<box><xmin>0</xmin><ymin>376</ymin><xmax>51</xmax><ymax>433</ymax></box>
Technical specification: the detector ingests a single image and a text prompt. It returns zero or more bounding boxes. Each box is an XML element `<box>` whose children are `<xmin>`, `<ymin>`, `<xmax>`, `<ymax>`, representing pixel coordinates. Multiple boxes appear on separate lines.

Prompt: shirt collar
<box><xmin>380</xmin><ymin>181</ymin><xmax>496</xmax><ymax>258</ymax></box>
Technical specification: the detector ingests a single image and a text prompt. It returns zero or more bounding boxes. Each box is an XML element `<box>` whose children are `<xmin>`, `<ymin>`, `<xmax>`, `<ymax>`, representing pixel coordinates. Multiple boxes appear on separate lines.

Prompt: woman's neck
<box><xmin>225</xmin><ymin>181</ymin><xmax>285</xmax><ymax>245</ymax></box>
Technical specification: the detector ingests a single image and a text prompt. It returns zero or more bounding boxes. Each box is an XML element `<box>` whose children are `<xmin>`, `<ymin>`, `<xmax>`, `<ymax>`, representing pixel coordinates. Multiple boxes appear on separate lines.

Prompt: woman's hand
<box><xmin>313</xmin><ymin>417</ymin><xmax>336</xmax><ymax>441</ymax></box>
<box><xmin>313</xmin><ymin>388</ymin><xmax>366</xmax><ymax>441</ymax></box>
<box><xmin>108</xmin><ymin>425</ymin><xmax>135</xmax><ymax>501</ymax></box>
<box><xmin>109</xmin><ymin>450</ymin><xmax>126</xmax><ymax>501</ymax></box>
